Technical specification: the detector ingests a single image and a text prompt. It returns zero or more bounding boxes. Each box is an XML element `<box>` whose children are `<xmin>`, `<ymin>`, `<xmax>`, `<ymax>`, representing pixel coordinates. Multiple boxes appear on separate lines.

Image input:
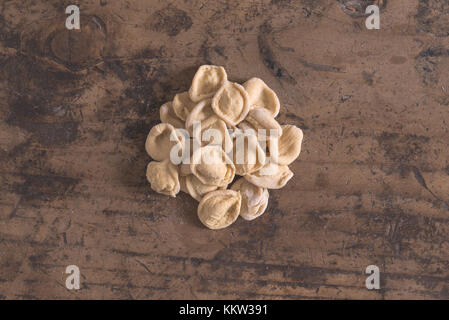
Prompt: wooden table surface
<box><xmin>1</xmin><ymin>0</ymin><xmax>449</xmax><ymax>300</ymax></box>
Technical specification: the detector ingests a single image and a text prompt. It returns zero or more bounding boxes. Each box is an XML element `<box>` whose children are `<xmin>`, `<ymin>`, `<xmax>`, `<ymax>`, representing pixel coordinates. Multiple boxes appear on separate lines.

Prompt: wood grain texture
<box><xmin>1</xmin><ymin>0</ymin><xmax>449</xmax><ymax>300</ymax></box>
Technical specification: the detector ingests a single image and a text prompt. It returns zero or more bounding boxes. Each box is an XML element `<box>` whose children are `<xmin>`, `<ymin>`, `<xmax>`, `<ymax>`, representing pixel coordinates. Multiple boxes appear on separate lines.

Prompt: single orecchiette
<box><xmin>194</xmin><ymin>115</ymin><xmax>233</xmax><ymax>151</ymax></box>
<box><xmin>244</xmin><ymin>162</ymin><xmax>293</xmax><ymax>189</ymax></box>
<box><xmin>197</xmin><ymin>190</ymin><xmax>242</xmax><ymax>229</ymax></box>
<box><xmin>185</xmin><ymin>99</ymin><xmax>215</xmax><ymax>135</ymax></box>
<box><xmin>232</xmin><ymin>130</ymin><xmax>266</xmax><ymax>175</ymax></box>
<box><xmin>231</xmin><ymin>178</ymin><xmax>269</xmax><ymax>221</ymax></box>
<box><xmin>190</xmin><ymin>145</ymin><xmax>235</xmax><ymax>187</ymax></box>
<box><xmin>173</xmin><ymin>91</ymin><xmax>197</xmax><ymax>121</ymax></box>
<box><xmin>277</xmin><ymin>124</ymin><xmax>304</xmax><ymax>165</ymax></box>
<box><xmin>185</xmin><ymin>174</ymin><xmax>219</xmax><ymax>202</ymax></box>
<box><xmin>146</xmin><ymin>159</ymin><xmax>180</xmax><ymax>197</ymax></box>
<box><xmin>189</xmin><ymin>65</ymin><xmax>227</xmax><ymax>102</ymax></box>
<box><xmin>145</xmin><ymin>123</ymin><xmax>185</xmax><ymax>161</ymax></box>
<box><xmin>211</xmin><ymin>82</ymin><xmax>250</xmax><ymax>126</ymax></box>
<box><xmin>243</xmin><ymin>77</ymin><xmax>280</xmax><ymax>117</ymax></box>
<box><xmin>160</xmin><ymin>102</ymin><xmax>185</xmax><ymax>129</ymax></box>
<box><xmin>245</xmin><ymin>107</ymin><xmax>283</xmax><ymax>137</ymax></box>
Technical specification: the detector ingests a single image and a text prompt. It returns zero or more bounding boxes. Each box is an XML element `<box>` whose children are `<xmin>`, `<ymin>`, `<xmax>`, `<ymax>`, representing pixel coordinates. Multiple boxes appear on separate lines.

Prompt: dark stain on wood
<box><xmin>258</xmin><ymin>23</ymin><xmax>297</xmax><ymax>84</ymax></box>
<box><xmin>415</xmin><ymin>0</ymin><xmax>449</xmax><ymax>37</ymax></box>
<box><xmin>150</xmin><ymin>5</ymin><xmax>193</xmax><ymax>37</ymax></box>
<box><xmin>415</xmin><ymin>46</ymin><xmax>449</xmax><ymax>88</ymax></box>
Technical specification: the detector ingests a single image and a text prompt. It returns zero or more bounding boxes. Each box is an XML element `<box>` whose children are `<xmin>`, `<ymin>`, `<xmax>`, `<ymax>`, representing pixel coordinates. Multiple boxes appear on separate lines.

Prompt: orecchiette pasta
<box><xmin>185</xmin><ymin>99</ymin><xmax>215</xmax><ymax>135</ymax></box>
<box><xmin>193</xmin><ymin>116</ymin><xmax>233</xmax><ymax>151</ymax></box>
<box><xmin>211</xmin><ymin>82</ymin><xmax>250</xmax><ymax>126</ymax></box>
<box><xmin>185</xmin><ymin>174</ymin><xmax>219</xmax><ymax>202</ymax></box>
<box><xmin>190</xmin><ymin>145</ymin><xmax>235</xmax><ymax>187</ymax></box>
<box><xmin>145</xmin><ymin>123</ymin><xmax>185</xmax><ymax>161</ymax></box>
<box><xmin>146</xmin><ymin>159</ymin><xmax>180</xmax><ymax>197</ymax></box>
<box><xmin>243</xmin><ymin>77</ymin><xmax>280</xmax><ymax>117</ymax></box>
<box><xmin>173</xmin><ymin>91</ymin><xmax>197</xmax><ymax>121</ymax></box>
<box><xmin>189</xmin><ymin>65</ymin><xmax>227</xmax><ymax>102</ymax></box>
<box><xmin>160</xmin><ymin>102</ymin><xmax>185</xmax><ymax>129</ymax></box>
<box><xmin>237</xmin><ymin>120</ymin><xmax>257</xmax><ymax>132</ymax></box>
<box><xmin>144</xmin><ymin>65</ymin><xmax>304</xmax><ymax>229</ymax></box>
<box><xmin>197</xmin><ymin>190</ymin><xmax>242</xmax><ymax>229</ymax></box>
<box><xmin>245</xmin><ymin>107</ymin><xmax>283</xmax><ymax>137</ymax></box>
<box><xmin>277</xmin><ymin>125</ymin><xmax>304</xmax><ymax>165</ymax></box>
<box><xmin>232</xmin><ymin>131</ymin><xmax>266</xmax><ymax>175</ymax></box>
<box><xmin>231</xmin><ymin>178</ymin><xmax>269</xmax><ymax>221</ymax></box>
<box><xmin>244</xmin><ymin>162</ymin><xmax>293</xmax><ymax>189</ymax></box>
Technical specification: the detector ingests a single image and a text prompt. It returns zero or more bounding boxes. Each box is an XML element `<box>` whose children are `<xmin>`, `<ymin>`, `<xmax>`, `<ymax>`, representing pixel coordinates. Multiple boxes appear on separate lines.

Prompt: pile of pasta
<box><xmin>145</xmin><ymin>65</ymin><xmax>304</xmax><ymax>230</ymax></box>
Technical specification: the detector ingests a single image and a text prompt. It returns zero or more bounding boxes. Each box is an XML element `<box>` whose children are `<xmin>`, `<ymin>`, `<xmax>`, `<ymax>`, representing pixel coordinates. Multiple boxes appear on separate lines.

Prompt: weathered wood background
<box><xmin>1</xmin><ymin>0</ymin><xmax>449</xmax><ymax>300</ymax></box>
